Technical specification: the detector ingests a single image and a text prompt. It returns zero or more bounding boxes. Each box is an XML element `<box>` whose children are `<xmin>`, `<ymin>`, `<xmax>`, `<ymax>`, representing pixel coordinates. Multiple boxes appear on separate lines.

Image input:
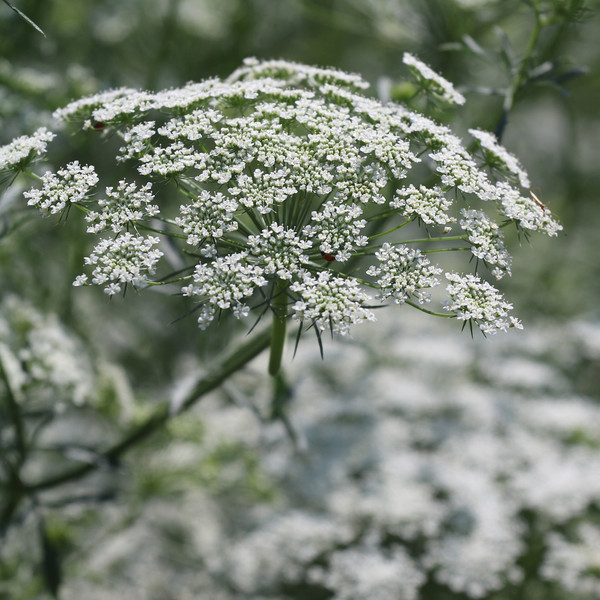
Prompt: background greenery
<box><xmin>1</xmin><ymin>1</ymin><xmax>599</xmax><ymax>598</ymax></box>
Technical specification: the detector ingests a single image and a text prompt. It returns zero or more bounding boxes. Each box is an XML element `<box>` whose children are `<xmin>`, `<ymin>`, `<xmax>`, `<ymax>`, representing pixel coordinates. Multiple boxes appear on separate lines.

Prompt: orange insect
<box><xmin>320</xmin><ymin>251</ymin><xmax>336</xmax><ymax>262</ymax></box>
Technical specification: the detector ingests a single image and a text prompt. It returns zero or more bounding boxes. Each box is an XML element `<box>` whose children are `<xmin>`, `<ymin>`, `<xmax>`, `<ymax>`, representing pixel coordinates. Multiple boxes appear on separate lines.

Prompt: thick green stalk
<box><xmin>268</xmin><ymin>279</ymin><xmax>289</xmax><ymax>376</ymax></box>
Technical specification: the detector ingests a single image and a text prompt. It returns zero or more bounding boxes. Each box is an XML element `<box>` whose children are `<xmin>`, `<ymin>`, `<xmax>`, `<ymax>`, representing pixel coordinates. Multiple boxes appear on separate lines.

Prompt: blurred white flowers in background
<box><xmin>12</xmin><ymin>310</ymin><xmax>593</xmax><ymax>600</ymax></box>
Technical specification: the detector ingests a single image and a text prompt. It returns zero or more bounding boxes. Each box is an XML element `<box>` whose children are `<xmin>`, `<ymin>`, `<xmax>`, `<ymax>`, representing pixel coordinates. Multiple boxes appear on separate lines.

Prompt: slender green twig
<box><xmin>496</xmin><ymin>4</ymin><xmax>543</xmax><ymax>140</ymax></box>
<box><xmin>368</xmin><ymin>218</ymin><xmax>414</xmax><ymax>240</ymax></box>
<box><xmin>403</xmin><ymin>235</ymin><xmax>469</xmax><ymax>244</ymax></box>
<box><xmin>405</xmin><ymin>300</ymin><xmax>454</xmax><ymax>318</ymax></box>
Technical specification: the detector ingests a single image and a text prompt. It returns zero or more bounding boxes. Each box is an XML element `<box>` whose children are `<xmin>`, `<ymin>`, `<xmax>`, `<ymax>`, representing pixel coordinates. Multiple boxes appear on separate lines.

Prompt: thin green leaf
<box><xmin>529</xmin><ymin>60</ymin><xmax>554</xmax><ymax>80</ymax></box>
<box><xmin>554</xmin><ymin>66</ymin><xmax>588</xmax><ymax>84</ymax></box>
<box><xmin>313</xmin><ymin>320</ymin><xmax>324</xmax><ymax>360</ymax></box>
<box><xmin>293</xmin><ymin>320</ymin><xmax>303</xmax><ymax>359</ymax></box>
<box><xmin>438</xmin><ymin>42</ymin><xmax>464</xmax><ymax>53</ymax></box>
<box><xmin>495</xmin><ymin>26</ymin><xmax>515</xmax><ymax>72</ymax></box>
<box><xmin>462</xmin><ymin>34</ymin><xmax>488</xmax><ymax>59</ymax></box>
<box><xmin>2</xmin><ymin>0</ymin><xmax>46</xmax><ymax>37</ymax></box>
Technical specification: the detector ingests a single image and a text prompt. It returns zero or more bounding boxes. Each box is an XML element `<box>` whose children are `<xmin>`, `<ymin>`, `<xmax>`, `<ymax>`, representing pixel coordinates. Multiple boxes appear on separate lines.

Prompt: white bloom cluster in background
<box><xmin>16</xmin><ymin>58</ymin><xmax>561</xmax><ymax>333</ymax></box>
<box><xmin>402</xmin><ymin>52</ymin><xmax>466</xmax><ymax>105</ymax></box>
<box><xmin>0</xmin><ymin>295</ymin><xmax>96</xmax><ymax>407</ymax></box>
<box><xmin>0</xmin><ymin>127</ymin><xmax>55</xmax><ymax>172</ymax></box>
<box><xmin>35</xmin><ymin>312</ymin><xmax>600</xmax><ymax>600</ymax></box>
<box><xmin>542</xmin><ymin>525</ymin><xmax>600</xmax><ymax>597</ymax></box>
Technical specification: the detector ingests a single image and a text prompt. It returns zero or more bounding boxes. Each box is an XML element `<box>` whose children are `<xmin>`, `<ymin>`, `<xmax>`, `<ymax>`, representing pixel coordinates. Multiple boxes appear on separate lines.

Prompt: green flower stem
<box><xmin>368</xmin><ymin>218</ymin><xmax>414</xmax><ymax>240</ymax></box>
<box><xmin>422</xmin><ymin>247</ymin><xmax>471</xmax><ymax>254</ymax></box>
<box><xmin>135</xmin><ymin>222</ymin><xmax>187</xmax><ymax>239</ymax></box>
<box><xmin>268</xmin><ymin>279</ymin><xmax>289</xmax><ymax>376</ymax></box>
<box><xmin>403</xmin><ymin>235</ymin><xmax>469</xmax><ymax>244</ymax></box>
<box><xmin>26</xmin><ymin>327</ymin><xmax>271</xmax><ymax>493</ymax></box>
<box><xmin>368</xmin><ymin>208</ymin><xmax>407</xmax><ymax>222</ymax></box>
<box><xmin>357</xmin><ymin>234</ymin><xmax>468</xmax><ymax>254</ymax></box>
<box><xmin>405</xmin><ymin>300</ymin><xmax>455</xmax><ymax>318</ymax></box>
<box><xmin>23</xmin><ymin>169</ymin><xmax>43</xmax><ymax>182</ymax></box>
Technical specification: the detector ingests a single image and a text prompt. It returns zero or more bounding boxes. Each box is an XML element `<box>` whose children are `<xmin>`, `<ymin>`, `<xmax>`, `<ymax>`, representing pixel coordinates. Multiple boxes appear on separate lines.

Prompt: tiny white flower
<box><xmin>72</xmin><ymin>274</ymin><xmax>88</xmax><ymax>287</ymax></box>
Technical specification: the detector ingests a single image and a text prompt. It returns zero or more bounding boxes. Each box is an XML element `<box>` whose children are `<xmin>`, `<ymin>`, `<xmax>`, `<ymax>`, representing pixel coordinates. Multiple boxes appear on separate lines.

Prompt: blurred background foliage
<box><xmin>1</xmin><ymin>0</ymin><xmax>599</xmax><ymax>598</ymax></box>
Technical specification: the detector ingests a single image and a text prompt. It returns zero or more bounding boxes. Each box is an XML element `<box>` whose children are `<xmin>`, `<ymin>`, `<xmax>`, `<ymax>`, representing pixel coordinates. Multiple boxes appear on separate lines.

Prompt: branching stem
<box><xmin>25</xmin><ymin>328</ymin><xmax>271</xmax><ymax>493</ymax></box>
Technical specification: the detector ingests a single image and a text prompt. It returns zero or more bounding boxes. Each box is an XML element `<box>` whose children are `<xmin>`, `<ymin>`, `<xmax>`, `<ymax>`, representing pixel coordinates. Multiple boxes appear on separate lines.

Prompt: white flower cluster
<box><xmin>23</xmin><ymin>161</ymin><xmax>98</xmax><ymax>216</ymax></box>
<box><xmin>444</xmin><ymin>272</ymin><xmax>522</xmax><ymax>333</ymax></box>
<box><xmin>0</xmin><ymin>294</ymin><xmax>96</xmax><ymax>407</ymax></box>
<box><xmin>16</xmin><ymin>58</ymin><xmax>560</xmax><ymax>336</ymax></box>
<box><xmin>248</xmin><ymin>223</ymin><xmax>312</xmax><ymax>280</ymax></box>
<box><xmin>367</xmin><ymin>243</ymin><xmax>441</xmax><ymax>304</ymax></box>
<box><xmin>309</xmin><ymin>544</ymin><xmax>425</xmax><ymax>600</ymax></box>
<box><xmin>175</xmin><ymin>188</ymin><xmax>239</xmax><ymax>245</ymax></box>
<box><xmin>469</xmin><ymin>128</ymin><xmax>530</xmax><ymax>188</ymax></box>
<box><xmin>541</xmin><ymin>524</ymin><xmax>600</xmax><ymax>597</ymax></box>
<box><xmin>181</xmin><ymin>252</ymin><xmax>267</xmax><ymax>328</ymax></box>
<box><xmin>76</xmin><ymin>232</ymin><xmax>163</xmax><ymax>296</ymax></box>
<box><xmin>391</xmin><ymin>184</ymin><xmax>455</xmax><ymax>226</ymax></box>
<box><xmin>290</xmin><ymin>271</ymin><xmax>375</xmax><ymax>335</ymax></box>
<box><xmin>496</xmin><ymin>181</ymin><xmax>562</xmax><ymax>235</ymax></box>
<box><xmin>459</xmin><ymin>208</ymin><xmax>512</xmax><ymax>278</ymax></box>
<box><xmin>217</xmin><ymin>511</ymin><xmax>355</xmax><ymax>594</ymax></box>
<box><xmin>402</xmin><ymin>52</ymin><xmax>466</xmax><ymax>105</ymax></box>
<box><xmin>0</xmin><ymin>127</ymin><xmax>55</xmax><ymax>171</ymax></box>
<box><xmin>85</xmin><ymin>180</ymin><xmax>159</xmax><ymax>233</ymax></box>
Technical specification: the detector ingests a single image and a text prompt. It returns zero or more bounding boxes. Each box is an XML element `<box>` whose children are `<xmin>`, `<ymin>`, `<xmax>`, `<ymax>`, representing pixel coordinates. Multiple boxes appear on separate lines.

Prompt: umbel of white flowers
<box><xmin>3</xmin><ymin>55</ymin><xmax>561</xmax><ymax>374</ymax></box>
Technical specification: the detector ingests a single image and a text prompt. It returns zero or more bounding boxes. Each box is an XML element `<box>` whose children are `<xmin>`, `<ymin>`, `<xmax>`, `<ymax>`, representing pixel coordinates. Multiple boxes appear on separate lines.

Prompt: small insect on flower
<box><xmin>530</xmin><ymin>190</ymin><xmax>547</xmax><ymax>211</ymax></box>
<box><xmin>321</xmin><ymin>251</ymin><xmax>336</xmax><ymax>262</ymax></box>
<box><xmin>92</xmin><ymin>122</ymin><xmax>106</xmax><ymax>130</ymax></box>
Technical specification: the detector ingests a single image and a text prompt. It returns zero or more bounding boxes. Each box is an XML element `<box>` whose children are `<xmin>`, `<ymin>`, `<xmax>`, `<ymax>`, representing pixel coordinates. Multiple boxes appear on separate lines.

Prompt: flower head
<box><xmin>15</xmin><ymin>58</ymin><xmax>560</xmax><ymax>366</ymax></box>
<box><xmin>444</xmin><ymin>272</ymin><xmax>522</xmax><ymax>334</ymax></box>
<box><xmin>23</xmin><ymin>161</ymin><xmax>98</xmax><ymax>216</ymax></box>
<box><xmin>403</xmin><ymin>52</ymin><xmax>466</xmax><ymax>105</ymax></box>
<box><xmin>0</xmin><ymin>127</ymin><xmax>55</xmax><ymax>172</ymax></box>
<box><xmin>79</xmin><ymin>232</ymin><xmax>163</xmax><ymax>296</ymax></box>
